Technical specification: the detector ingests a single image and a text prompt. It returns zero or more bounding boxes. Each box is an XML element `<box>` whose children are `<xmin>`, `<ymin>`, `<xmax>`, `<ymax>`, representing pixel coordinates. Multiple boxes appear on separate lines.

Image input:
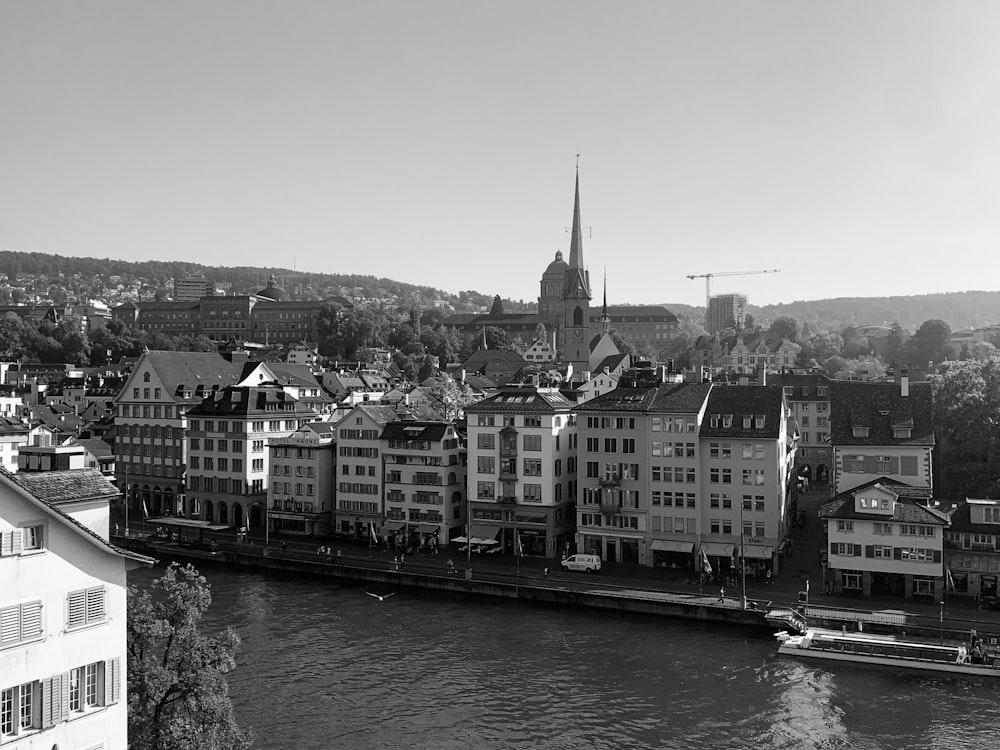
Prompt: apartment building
<box><xmin>381</xmin><ymin>420</ymin><xmax>466</xmax><ymax>551</ymax></box>
<box><xmin>185</xmin><ymin>384</ymin><xmax>318</xmax><ymax>531</ymax></box>
<box><xmin>699</xmin><ymin>385</ymin><xmax>797</xmax><ymax>579</ymax></box>
<box><xmin>770</xmin><ymin>372</ymin><xmax>833</xmax><ymax>485</ymax></box>
<box><xmin>575</xmin><ymin>370</ymin><xmax>713</xmax><ymax>567</ymax></box>
<box><xmin>465</xmin><ymin>386</ymin><xmax>577</xmax><ymax>559</ymax></box>
<box><xmin>820</xmin><ymin>479</ymin><xmax>948</xmax><ymax>600</ymax></box>
<box><xmin>112</xmin><ymin>351</ymin><xmax>245</xmax><ymax>519</ymax></box>
<box><xmin>0</xmin><ymin>469</ymin><xmax>153</xmax><ymax>749</ymax></box>
<box><xmin>830</xmin><ymin>372</ymin><xmax>934</xmax><ymax>494</ymax></box>
<box><xmin>941</xmin><ymin>497</ymin><xmax>1000</xmax><ymax>601</ymax></box>
<box><xmin>267</xmin><ymin>421</ymin><xmax>336</xmax><ymax>537</ymax></box>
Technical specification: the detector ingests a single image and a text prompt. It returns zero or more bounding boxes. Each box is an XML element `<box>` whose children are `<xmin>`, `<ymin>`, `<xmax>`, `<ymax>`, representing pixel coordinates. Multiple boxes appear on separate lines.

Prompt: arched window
<box><xmin>573</xmin><ymin>306</ymin><xmax>583</xmax><ymax>326</ymax></box>
<box><xmin>143</xmin><ymin>372</ymin><xmax>151</xmax><ymax>382</ymax></box>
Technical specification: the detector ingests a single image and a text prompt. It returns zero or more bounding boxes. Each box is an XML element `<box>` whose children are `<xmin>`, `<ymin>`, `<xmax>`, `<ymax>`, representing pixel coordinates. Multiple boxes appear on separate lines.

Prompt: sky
<box><xmin>3</xmin><ymin>1</ymin><xmax>1000</xmax><ymax>308</ymax></box>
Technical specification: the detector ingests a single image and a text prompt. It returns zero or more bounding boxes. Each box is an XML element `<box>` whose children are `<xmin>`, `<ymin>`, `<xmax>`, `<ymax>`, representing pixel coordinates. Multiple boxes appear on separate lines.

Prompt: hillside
<box><xmin>3</xmin><ymin>250</ymin><xmax>998</xmax><ymax>332</ymax></box>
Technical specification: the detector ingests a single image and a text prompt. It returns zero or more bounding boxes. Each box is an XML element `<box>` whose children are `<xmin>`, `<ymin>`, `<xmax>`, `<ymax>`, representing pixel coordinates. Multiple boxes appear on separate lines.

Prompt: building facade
<box><xmin>706</xmin><ymin>294</ymin><xmax>747</xmax><ymax>334</ymax></box>
<box><xmin>267</xmin><ymin>421</ymin><xmax>336</xmax><ymax>537</ymax></box>
<box><xmin>465</xmin><ymin>386</ymin><xmax>577</xmax><ymax>559</ymax></box>
<box><xmin>770</xmin><ymin>372</ymin><xmax>833</xmax><ymax>485</ymax></box>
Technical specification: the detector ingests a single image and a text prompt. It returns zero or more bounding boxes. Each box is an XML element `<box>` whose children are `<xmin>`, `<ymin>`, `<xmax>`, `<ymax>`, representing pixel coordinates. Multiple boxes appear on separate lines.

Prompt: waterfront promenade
<box><xmin>117</xmin><ymin>487</ymin><xmax>1000</xmax><ymax>638</ymax></box>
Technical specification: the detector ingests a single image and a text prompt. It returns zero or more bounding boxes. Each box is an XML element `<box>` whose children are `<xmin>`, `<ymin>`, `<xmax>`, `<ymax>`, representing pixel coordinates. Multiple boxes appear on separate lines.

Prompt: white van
<box><xmin>560</xmin><ymin>554</ymin><xmax>601</xmax><ymax>573</ymax></box>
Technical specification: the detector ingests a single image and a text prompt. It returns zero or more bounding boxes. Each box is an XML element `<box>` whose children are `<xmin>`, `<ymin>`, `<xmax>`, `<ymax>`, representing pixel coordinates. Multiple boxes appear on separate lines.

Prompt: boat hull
<box><xmin>777</xmin><ymin>641</ymin><xmax>1000</xmax><ymax>678</ymax></box>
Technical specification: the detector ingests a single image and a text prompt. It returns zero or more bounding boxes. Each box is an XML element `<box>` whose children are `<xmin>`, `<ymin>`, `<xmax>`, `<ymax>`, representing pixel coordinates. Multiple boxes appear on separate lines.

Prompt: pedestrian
<box><xmin>281</xmin><ymin>541</ymin><xmax>287</xmax><ymax>553</ymax></box>
<box><xmin>336</xmin><ymin>548</ymin><xmax>343</xmax><ymax>563</ymax></box>
<box><xmin>719</xmin><ymin>587</ymin><xmax>725</xmax><ymax>603</ymax></box>
<box><xmin>317</xmin><ymin>545</ymin><xmax>325</xmax><ymax>556</ymax></box>
<box><xmin>447</xmin><ymin>558</ymin><xmax>456</xmax><ymax>574</ymax></box>
<box><xmin>765</xmin><ymin>569</ymin><xmax>772</xmax><ymax>585</ymax></box>
<box><xmin>400</xmin><ymin>553</ymin><xmax>406</xmax><ymax>567</ymax></box>
<box><xmin>544</xmin><ymin>567</ymin><xmax>549</xmax><ymax>578</ymax></box>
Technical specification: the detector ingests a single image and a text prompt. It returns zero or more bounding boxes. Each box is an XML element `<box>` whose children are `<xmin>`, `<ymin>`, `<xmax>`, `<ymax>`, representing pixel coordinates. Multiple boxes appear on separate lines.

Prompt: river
<box><xmin>128</xmin><ymin>564</ymin><xmax>999</xmax><ymax>750</ymax></box>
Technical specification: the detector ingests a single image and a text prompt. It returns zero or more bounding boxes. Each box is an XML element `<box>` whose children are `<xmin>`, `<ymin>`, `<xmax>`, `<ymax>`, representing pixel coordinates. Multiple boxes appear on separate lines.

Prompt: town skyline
<box><xmin>4</xmin><ymin>2</ymin><xmax>1000</xmax><ymax>307</ymax></box>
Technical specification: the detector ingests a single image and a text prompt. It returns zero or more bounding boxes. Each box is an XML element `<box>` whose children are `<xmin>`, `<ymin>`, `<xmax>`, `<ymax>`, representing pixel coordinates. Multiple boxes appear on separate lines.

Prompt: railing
<box><xmin>497</xmin><ymin>496</ymin><xmax>517</xmax><ymax>505</ymax></box>
<box><xmin>599</xmin><ymin>475</ymin><xmax>621</xmax><ymax>487</ymax></box>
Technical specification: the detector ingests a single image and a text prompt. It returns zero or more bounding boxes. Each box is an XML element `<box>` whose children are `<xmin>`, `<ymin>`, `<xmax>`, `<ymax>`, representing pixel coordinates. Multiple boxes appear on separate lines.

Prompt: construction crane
<box><xmin>686</xmin><ymin>269</ymin><xmax>781</xmax><ymax>309</ymax></box>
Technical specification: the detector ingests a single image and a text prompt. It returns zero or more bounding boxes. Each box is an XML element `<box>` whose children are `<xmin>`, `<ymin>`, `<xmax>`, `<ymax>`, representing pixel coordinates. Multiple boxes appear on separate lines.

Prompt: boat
<box><xmin>774</xmin><ymin>628</ymin><xmax>1000</xmax><ymax>677</ymax></box>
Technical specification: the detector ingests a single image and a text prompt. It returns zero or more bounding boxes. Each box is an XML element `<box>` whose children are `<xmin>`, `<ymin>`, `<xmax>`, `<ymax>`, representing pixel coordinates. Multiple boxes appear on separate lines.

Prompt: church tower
<box><xmin>562</xmin><ymin>168</ymin><xmax>592</xmax><ymax>372</ymax></box>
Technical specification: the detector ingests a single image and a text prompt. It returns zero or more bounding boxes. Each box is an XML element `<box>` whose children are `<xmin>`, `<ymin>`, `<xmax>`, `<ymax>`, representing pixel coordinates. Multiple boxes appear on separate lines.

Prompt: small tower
<box><xmin>562</xmin><ymin>166</ymin><xmax>592</xmax><ymax>372</ymax></box>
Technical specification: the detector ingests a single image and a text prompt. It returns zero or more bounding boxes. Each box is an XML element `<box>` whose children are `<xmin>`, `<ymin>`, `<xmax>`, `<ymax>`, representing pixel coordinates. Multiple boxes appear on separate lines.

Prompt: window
<box><xmin>742</xmin><ymin>469</ymin><xmax>752</xmax><ymax>485</ymax></box>
<box><xmin>836</xmin><ymin>520</ymin><xmax>854</xmax><ymax>533</ymax></box>
<box><xmin>66</xmin><ymin>586</ymin><xmax>105</xmax><ymax>630</ymax></box>
<box><xmin>523</xmin><ymin>458</ymin><xmax>542</xmax><ymax>476</ymax></box>
<box><xmin>604</xmin><ymin>438</ymin><xmax>617</xmax><ymax>453</ymax></box>
<box><xmin>1</xmin><ymin>681</ymin><xmax>39</xmax><ymax>738</ymax></box>
<box><xmin>622</xmin><ymin>438</ymin><xmax>635</xmax><ymax>454</ymax></box>
<box><xmin>524</xmin><ymin>435</ymin><xmax>542</xmax><ymax>451</ymax></box>
<box><xmin>477</xmin><ymin>456</ymin><xmax>495</xmax><ymax>474</ymax></box>
<box><xmin>477</xmin><ymin>481</ymin><xmax>495</xmax><ymax>499</ymax></box>
<box><xmin>874</xmin><ymin>522</ymin><xmax>893</xmax><ymax>536</ymax></box>
<box><xmin>477</xmin><ymin>433</ymin><xmax>495</xmax><ymax>450</ymax></box>
<box><xmin>0</xmin><ymin>601</ymin><xmax>43</xmax><ymax>648</ymax></box>
<box><xmin>722</xmin><ymin>469</ymin><xmax>732</xmax><ymax>484</ymax></box>
<box><xmin>524</xmin><ymin>484</ymin><xmax>542</xmax><ymax>502</ymax></box>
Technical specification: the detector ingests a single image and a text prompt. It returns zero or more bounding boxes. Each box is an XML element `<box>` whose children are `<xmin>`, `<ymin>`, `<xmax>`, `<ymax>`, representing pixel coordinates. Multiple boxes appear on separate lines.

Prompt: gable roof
<box><xmin>819</xmin><ymin>478</ymin><xmax>947</xmax><ymax>525</ymax></box>
<box><xmin>119</xmin><ymin>351</ymin><xmax>244</xmax><ymax>405</ymax></box>
<box><xmin>578</xmin><ymin>382</ymin><xmax>713</xmax><ymax>414</ymax></box>
<box><xmin>700</xmin><ymin>385</ymin><xmax>786</xmax><ymax>439</ymax></box>
<box><xmin>0</xmin><ymin>468</ymin><xmax>153</xmax><ymax>566</ymax></box>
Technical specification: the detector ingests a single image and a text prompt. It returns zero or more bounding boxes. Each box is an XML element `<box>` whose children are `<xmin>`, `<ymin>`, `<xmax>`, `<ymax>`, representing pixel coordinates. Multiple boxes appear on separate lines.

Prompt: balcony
<box><xmin>497</xmin><ymin>495</ymin><xmax>518</xmax><ymax>505</ymax></box>
<box><xmin>599</xmin><ymin>474</ymin><xmax>621</xmax><ymax>487</ymax></box>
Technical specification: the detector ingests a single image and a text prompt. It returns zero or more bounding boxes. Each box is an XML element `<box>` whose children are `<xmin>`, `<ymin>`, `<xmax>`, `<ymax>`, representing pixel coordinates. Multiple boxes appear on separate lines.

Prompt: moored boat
<box><xmin>775</xmin><ymin>628</ymin><xmax>1000</xmax><ymax>677</ymax></box>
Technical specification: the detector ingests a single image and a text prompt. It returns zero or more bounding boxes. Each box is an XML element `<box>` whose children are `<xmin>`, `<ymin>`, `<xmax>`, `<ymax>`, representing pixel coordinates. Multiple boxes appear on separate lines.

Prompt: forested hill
<box><xmin>742</xmin><ymin>291</ymin><xmax>1000</xmax><ymax>332</ymax></box>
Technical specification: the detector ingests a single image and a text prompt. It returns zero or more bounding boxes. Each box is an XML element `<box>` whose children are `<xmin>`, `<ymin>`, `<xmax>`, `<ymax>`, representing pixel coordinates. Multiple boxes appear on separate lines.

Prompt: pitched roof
<box><xmin>381</xmin><ymin>421</ymin><xmax>452</xmax><ymax>442</ymax></box>
<box><xmin>830</xmin><ymin>380</ymin><xmax>934</xmax><ymax>446</ymax></box>
<box><xmin>0</xmin><ymin>467</ymin><xmax>154</xmax><ymax>566</ymax></box>
<box><xmin>578</xmin><ymin>382</ymin><xmax>713</xmax><ymax>414</ymax></box>
<box><xmin>185</xmin><ymin>384</ymin><xmax>318</xmax><ymax>418</ymax></box>
<box><xmin>11</xmin><ymin>468</ymin><xmax>119</xmax><ymax>505</ymax></box>
<box><xmin>819</xmin><ymin>478</ymin><xmax>947</xmax><ymax>525</ymax></box>
<box><xmin>465</xmin><ymin>387</ymin><xmax>575</xmax><ymax>414</ymax></box>
<box><xmin>128</xmin><ymin>351</ymin><xmax>244</xmax><ymax>404</ymax></box>
<box><xmin>700</xmin><ymin>385</ymin><xmax>786</xmax><ymax>439</ymax></box>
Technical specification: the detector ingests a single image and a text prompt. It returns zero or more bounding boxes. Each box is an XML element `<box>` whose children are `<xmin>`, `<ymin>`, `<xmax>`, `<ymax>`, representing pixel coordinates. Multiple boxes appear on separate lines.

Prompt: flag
<box><xmin>370</xmin><ymin>522</ymin><xmax>378</xmax><ymax>544</ymax></box>
<box><xmin>515</xmin><ymin>530</ymin><xmax>523</xmax><ymax>557</ymax></box>
<box><xmin>946</xmin><ymin>567</ymin><xmax>956</xmax><ymax>592</ymax></box>
<box><xmin>700</xmin><ymin>547</ymin><xmax>713</xmax><ymax>577</ymax></box>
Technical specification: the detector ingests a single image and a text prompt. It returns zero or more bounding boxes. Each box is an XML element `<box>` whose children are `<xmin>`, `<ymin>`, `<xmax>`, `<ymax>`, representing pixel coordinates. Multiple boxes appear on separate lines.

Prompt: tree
<box><xmin>128</xmin><ymin>563</ymin><xmax>253</xmax><ymax>750</ymax></box>
<box><xmin>908</xmin><ymin>318</ymin><xmax>953</xmax><ymax>365</ymax></box>
<box><xmin>489</xmin><ymin>295</ymin><xmax>505</xmax><ymax>316</ymax></box>
<box><xmin>769</xmin><ymin>316</ymin><xmax>800</xmax><ymax>342</ymax></box>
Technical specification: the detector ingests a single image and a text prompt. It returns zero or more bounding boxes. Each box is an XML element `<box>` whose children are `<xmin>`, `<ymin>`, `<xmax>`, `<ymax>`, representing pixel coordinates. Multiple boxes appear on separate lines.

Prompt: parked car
<box><xmin>560</xmin><ymin>554</ymin><xmax>602</xmax><ymax>573</ymax></box>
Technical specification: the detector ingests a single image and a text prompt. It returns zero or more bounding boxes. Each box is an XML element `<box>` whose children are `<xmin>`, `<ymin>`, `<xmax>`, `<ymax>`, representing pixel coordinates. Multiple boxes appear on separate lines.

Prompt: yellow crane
<box><xmin>686</xmin><ymin>269</ymin><xmax>781</xmax><ymax>309</ymax></box>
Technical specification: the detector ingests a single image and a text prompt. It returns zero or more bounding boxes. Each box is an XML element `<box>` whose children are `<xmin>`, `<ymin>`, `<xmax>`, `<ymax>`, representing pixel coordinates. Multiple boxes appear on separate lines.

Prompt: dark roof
<box><xmin>381</xmin><ymin>421</ymin><xmax>452</xmax><ymax>442</ymax></box>
<box><xmin>767</xmin><ymin>372</ymin><xmax>833</xmax><ymax>400</ymax></box>
<box><xmin>74</xmin><ymin>437</ymin><xmax>113</xmax><ymax>458</ymax></box>
<box><xmin>186</xmin><ymin>384</ymin><xmax>318</xmax><ymax>418</ymax></box>
<box><xmin>819</xmin><ymin>479</ymin><xmax>947</xmax><ymax>525</ymax></box>
<box><xmin>699</xmin><ymin>385</ymin><xmax>786</xmax><ymax>439</ymax></box>
<box><xmin>941</xmin><ymin>500</ymin><xmax>1000</xmax><ymax>534</ymax></box>
<box><xmin>125</xmin><ymin>351</ymin><xmax>243</xmax><ymax>404</ymax></box>
<box><xmin>0</xmin><ymin>417</ymin><xmax>29</xmax><ymax>436</ymax></box>
<box><xmin>11</xmin><ymin>467</ymin><xmax>119</xmax><ymax>505</ymax></box>
<box><xmin>578</xmin><ymin>382</ymin><xmax>713</xmax><ymax>414</ymax></box>
<box><xmin>830</xmin><ymin>380</ymin><xmax>934</xmax><ymax>446</ymax></box>
<box><xmin>465</xmin><ymin>387</ymin><xmax>575</xmax><ymax>414</ymax></box>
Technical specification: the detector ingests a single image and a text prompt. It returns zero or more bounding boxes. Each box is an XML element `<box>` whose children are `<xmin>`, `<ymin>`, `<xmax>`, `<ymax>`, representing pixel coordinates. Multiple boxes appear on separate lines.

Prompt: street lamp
<box><xmin>739</xmin><ymin>499</ymin><xmax>747</xmax><ymax>610</ymax></box>
<box><xmin>940</xmin><ymin>600</ymin><xmax>945</xmax><ymax>645</ymax></box>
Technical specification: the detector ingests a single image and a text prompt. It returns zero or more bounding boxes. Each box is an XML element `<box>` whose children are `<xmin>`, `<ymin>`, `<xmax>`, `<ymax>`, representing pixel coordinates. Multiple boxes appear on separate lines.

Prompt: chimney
<box><xmin>760</xmin><ymin>363</ymin><xmax>767</xmax><ymax>387</ymax></box>
<box><xmin>900</xmin><ymin>366</ymin><xmax>909</xmax><ymax>397</ymax></box>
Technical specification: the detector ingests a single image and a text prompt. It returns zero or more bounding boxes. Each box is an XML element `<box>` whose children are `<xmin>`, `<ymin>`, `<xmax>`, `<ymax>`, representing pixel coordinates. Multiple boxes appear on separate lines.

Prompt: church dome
<box><xmin>544</xmin><ymin>251</ymin><xmax>568</xmax><ymax>275</ymax></box>
<box><xmin>257</xmin><ymin>274</ymin><xmax>288</xmax><ymax>301</ymax></box>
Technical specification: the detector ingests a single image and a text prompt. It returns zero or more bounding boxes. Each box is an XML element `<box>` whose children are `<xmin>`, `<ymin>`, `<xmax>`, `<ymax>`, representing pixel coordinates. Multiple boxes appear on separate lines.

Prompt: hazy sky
<box><xmin>3</xmin><ymin>2</ymin><xmax>999</xmax><ymax>307</ymax></box>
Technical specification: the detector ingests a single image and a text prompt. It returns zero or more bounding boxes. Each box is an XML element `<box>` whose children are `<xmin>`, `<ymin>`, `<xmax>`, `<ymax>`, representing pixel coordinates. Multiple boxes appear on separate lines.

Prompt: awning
<box><xmin>740</xmin><ymin>545</ymin><xmax>774</xmax><ymax>560</ymax></box>
<box><xmin>651</xmin><ymin>539</ymin><xmax>694</xmax><ymax>553</ymax></box>
<box><xmin>380</xmin><ymin>520</ymin><xmax>406</xmax><ymax>534</ymax></box>
<box><xmin>147</xmin><ymin>517</ymin><xmax>230</xmax><ymax>531</ymax></box>
<box><xmin>470</xmin><ymin>524</ymin><xmax>501</xmax><ymax>540</ymax></box>
<box><xmin>414</xmin><ymin>523</ymin><xmax>439</xmax><ymax>534</ymax></box>
<box><xmin>701</xmin><ymin>542</ymin><xmax>735</xmax><ymax>557</ymax></box>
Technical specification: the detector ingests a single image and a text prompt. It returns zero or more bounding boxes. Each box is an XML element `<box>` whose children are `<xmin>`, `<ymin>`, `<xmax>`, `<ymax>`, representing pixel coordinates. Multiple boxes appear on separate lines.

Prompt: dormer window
<box><xmin>801</xmin><ymin>387</ymin><xmax>810</xmax><ymax>396</ymax></box>
<box><xmin>722</xmin><ymin>415</ymin><xmax>732</xmax><ymax>428</ymax></box>
<box><xmin>853</xmin><ymin>426</ymin><xmax>870</xmax><ymax>438</ymax></box>
<box><xmin>755</xmin><ymin>415</ymin><xmax>765</xmax><ymax>429</ymax></box>
<box><xmin>709</xmin><ymin>415</ymin><xmax>719</xmax><ymax>428</ymax></box>
<box><xmin>817</xmin><ymin>387</ymin><xmax>827</xmax><ymax>397</ymax></box>
<box><xmin>743</xmin><ymin>416</ymin><xmax>752</xmax><ymax>429</ymax></box>
<box><xmin>893</xmin><ymin>428</ymin><xmax>912</xmax><ymax>439</ymax></box>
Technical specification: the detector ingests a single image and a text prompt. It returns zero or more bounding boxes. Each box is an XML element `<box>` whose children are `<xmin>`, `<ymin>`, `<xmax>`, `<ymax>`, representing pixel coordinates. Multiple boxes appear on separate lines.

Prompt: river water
<box><xmin>128</xmin><ymin>564</ymin><xmax>998</xmax><ymax>750</ymax></box>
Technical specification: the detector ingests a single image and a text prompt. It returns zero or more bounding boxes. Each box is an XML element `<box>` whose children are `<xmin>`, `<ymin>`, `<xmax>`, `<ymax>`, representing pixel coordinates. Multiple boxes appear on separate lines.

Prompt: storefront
<box><xmin>651</xmin><ymin>539</ymin><xmax>694</xmax><ymax>569</ymax></box>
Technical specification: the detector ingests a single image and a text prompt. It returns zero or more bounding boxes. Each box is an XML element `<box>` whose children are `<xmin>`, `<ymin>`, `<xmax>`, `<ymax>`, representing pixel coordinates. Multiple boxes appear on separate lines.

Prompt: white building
<box><xmin>0</xmin><ymin>468</ymin><xmax>153</xmax><ymax>748</ymax></box>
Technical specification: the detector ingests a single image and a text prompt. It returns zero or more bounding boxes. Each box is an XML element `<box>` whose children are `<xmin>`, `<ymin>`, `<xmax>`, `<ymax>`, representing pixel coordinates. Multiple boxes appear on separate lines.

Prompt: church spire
<box><xmin>565</xmin><ymin>159</ymin><xmax>591</xmax><ymax>300</ymax></box>
<box><xmin>602</xmin><ymin>269</ymin><xmax>609</xmax><ymax>333</ymax></box>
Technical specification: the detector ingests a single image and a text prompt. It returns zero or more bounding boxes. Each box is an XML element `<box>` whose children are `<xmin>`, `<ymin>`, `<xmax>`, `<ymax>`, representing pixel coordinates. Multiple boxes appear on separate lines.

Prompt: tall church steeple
<box><xmin>565</xmin><ymin>166</ymin><xmax>591</xmax><ymax>300</ymax></box>
<box><xmin>562</xmin><ymin>160</ymin><xmax>593</xmax><ymax>375</ymax></box>
<box><xmin>602</xmin><ymin>270</ymin><xmax>610</xmax><ymax>333</ymax></box>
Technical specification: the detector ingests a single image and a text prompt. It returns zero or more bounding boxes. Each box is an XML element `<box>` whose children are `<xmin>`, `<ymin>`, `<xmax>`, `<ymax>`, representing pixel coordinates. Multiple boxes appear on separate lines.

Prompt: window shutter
<box><xmin>0</xmin><ymin>604</ymin><xmax>18</xmax><ymax>644</ymax></box>
<box><xmin>59</xmin><ymin>671</ymin><xmax>69</xmax><ymax>722</ymax></box>
<box><xmin>887</xmin><ymin>457</ymin><xmax>899</xmax><ymax>474</ymax></box>
<box><xmin>933</xmin><ymin>550</ymin><xmax>942</xmax><ymax>564</ymax></box>
<box><xmin>865</xmin><ymin>545</ymin><xmax>874</xmax><ymax>558</ymax></box>
<box><xmin>21</xmin><ymin>600</ymin><xmax>42</xmax><ymax>640</ymax></box>
<box><xmin>10</xmin><ymin>529</ymin><xmax>22</xmax><ymax>555</ymax></box>
<box><xmin>42</xmin><ymin>676</ymin><xmax>55</xmax><ymax>728</ymax></box>
<box><xmin>67</xmin><ymin>590</ymin><xmax>86</xmax><ymax>629</ymax></box>
<box><xmin>107</xmin><ymin>656</ymin><xmax>121</xmax><ymax>704</ymax></box>
<box><xmin>0</xmin><ymin>530</ymin><xmax>10</xmax><ymax>556</ymax></box>
<box><xmin>893</xmin><ymin>547</ymin><xmax>902</xmax><ymax>560</ymax></box>
<box><xmin>86</xmin><ymin>586</ymin><xmax>106</xmax><ymax>623</ymax></box>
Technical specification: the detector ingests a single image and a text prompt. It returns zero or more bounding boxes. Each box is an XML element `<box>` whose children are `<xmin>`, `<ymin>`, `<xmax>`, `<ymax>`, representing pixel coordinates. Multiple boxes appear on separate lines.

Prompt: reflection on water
<box><xmin>129</xmin><ymin>565</ymin><xmax>999</xmax><ymax>750</ymax></box>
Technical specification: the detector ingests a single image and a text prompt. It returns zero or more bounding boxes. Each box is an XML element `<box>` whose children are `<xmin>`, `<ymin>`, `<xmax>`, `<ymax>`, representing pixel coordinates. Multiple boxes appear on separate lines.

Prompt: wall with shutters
<box><xmin>832</xmin><ymin>445</ymin><xmax>934</xmax><ymax>494</ymax></box>
<box><xmin>0</xmin><ymin>483</ymin><xmax>133</xmax><ymax>749</ymax></box>
<box><xmin>826</xmin><ymin>516</ymin><xmax>945</xmax><ymax>578</ymax></box>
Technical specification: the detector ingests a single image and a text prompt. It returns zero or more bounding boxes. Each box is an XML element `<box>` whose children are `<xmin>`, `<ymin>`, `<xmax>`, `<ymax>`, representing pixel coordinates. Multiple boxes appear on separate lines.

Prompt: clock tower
<box><xmin>562</xmin><ymin>167</ymin><xmax>592</xmax><ymax>373</ymax></box>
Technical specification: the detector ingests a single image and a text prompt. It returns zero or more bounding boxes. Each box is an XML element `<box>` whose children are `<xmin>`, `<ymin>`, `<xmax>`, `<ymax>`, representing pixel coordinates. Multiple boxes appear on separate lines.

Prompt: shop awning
<box><xmin>470</xmin><ymin>524</ymin><xmax>501</xmax><ymax>540</ymax></box>
<box><xmin>701</xmin><ymin>542</ymin><xmax>735</xmax><ymax>557</ymax></box>
<box><xmin>740</xmin><ymin>545</ymin><xmax>774</xmax><ymax>560</ymax></box>
<box><xmin>651</xmin><ymin>539</ymin><xmax>694</xmax><ymax>553</ymax></box>
<box><xmin>380</xmin><ymin>520</ymin><xmax>406</xmax><ymax>534</ymax></box>
<box><xmin>414</xmin><ymin>523</ymin><xmax>440</xmax><ymax>534</ymax></box>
